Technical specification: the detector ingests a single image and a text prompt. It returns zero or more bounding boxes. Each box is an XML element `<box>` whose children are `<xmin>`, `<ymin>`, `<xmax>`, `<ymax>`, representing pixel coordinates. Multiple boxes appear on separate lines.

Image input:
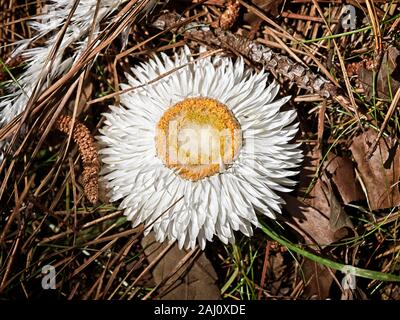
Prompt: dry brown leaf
<box><xmin>288</xmin><ymin>147</ymin><xmax>355</xmax><ymax>247</ymax></box>
<box><xmin>325</xmin><ymin>155</ymin><xmax>365</xmax><ymax>204</ymax></box>
<box><xmin>268</xmin><ymin>252</ymin><xmax>288</xmax><ymax>296</ymax></box>
<box><xmin>350</xmin><ymin>129</ymin><xmax>400</xmax><ymax>210</ymax></box>
<box><xmin>320</xmin><ymin>175</ymin><xmax>355</xmax><ymax>241</ymax></box>
<box><xmin>141</xmin><ymin>233</ymin><xmax>221</xmax><ymax>300</ymax></box>
<box><xmin>283</xmin><ymin>194</ymin><xmax>337</xmax><ymax>247</ymax></box>
<box><xmin>284</xmin><ymin>147</ymin><xmax>360</xmax><ymax>298</ymax></box>
<box><xmin>301</xmin><ymin>259</ymin><xmax>333</xmax><ymax>300</ymax></box>
<box><xmin>284</xmin><ymin>185</ymin><xmax>354</xmax><ymax>247</ymax></box>
<box><xmin>357</xmin><ymin>46</ymin><xmax>400</xmax><ymax>100</ymax></box>
<box><xmin>285</xmin><ymin>177</ymin><xmax>353</xmax><ymax>298</ymax></box>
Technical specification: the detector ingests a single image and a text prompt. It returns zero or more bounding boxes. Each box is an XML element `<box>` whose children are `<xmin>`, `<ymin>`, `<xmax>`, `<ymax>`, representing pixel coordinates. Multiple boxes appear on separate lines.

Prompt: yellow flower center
<box><xmin>155</xmin><ymin>97</ymin><xmax>242</xmax><ymax>181</ymax></box>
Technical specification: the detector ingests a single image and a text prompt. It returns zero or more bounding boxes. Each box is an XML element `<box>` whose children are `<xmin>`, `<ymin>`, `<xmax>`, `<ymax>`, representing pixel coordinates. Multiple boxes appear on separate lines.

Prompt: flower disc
<box><xmin>155</xmin><ymin>97</ymin><xmax>242</xmax><ymax>181</ymax></box>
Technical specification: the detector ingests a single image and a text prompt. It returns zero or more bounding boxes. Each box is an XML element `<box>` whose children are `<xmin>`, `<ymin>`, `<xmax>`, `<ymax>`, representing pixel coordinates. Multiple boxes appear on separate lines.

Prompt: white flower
<box><xmin>98</xmin><ymin>46</ymin><xmax>302</xmax><ymax>250</ymax></box>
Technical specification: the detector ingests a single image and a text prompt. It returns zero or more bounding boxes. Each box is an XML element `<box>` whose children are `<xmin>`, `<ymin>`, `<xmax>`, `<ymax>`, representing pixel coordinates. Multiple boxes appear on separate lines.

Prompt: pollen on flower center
<box><xmin>155</xmin><ymin>97</ymin><xmax>242</xmax><ymax>181</ymax></box>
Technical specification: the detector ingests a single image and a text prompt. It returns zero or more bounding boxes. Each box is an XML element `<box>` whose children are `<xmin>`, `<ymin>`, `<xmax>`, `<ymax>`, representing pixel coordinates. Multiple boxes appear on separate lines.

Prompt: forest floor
<box><xmin>0</xmin><ymin>0</ymin><xmax>399</xmax><ymax>300</ymax></box>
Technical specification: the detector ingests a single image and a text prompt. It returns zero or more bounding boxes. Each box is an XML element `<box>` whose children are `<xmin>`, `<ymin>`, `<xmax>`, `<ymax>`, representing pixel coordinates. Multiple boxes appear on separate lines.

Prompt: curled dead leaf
<box><xmin>319</xmin><ymin>175</ymin><xmax>355</xmax><ymax>241</ymax></box>
<box><xmin>325</xmin><ymin>155</ymin><xmax>365</xmax><ymax>204</ymax></box>
<box><xmin>350</xmin><ymin>129</ymin><xmax>400</xmax><ymax>210</ymax></box>
<box><xmin>289</xmin><ymin>147</ymin><xmax>355</xmax><ymax>247</ymax></box>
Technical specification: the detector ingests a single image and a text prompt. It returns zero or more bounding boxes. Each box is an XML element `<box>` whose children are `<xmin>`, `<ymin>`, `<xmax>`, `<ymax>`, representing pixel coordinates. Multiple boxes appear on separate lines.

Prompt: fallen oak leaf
<box><xmin>282</xmin><ymin>194</ymin><xmax>337</xmax><ymax>248</ymax></box>
<box><xmin>296</xmin><ymin>148</ymin><xmax>356</xmax><ymax>238</ymax></box>
<box><xmin>289</xmin><ymin>147</ymin><xmax>355</xmax><ymax>246</ymax></box>
<box><xmin>285</xmin><ymin>149</ymin><xmax>356</xmax><ymax>299</ymax></box>
<box><xmin>141</xmin><ymin>233</ymin><xmax>221</xmax><ymax>300</ymax></box>
<box><xmin>350</xmin><ymin>129</ymin><xmax>400</xmax><ymax>210</ymax></box>
<box><xmin>325</xmin><ymin>154</ymin><xmax>365</xmax><ymax>205</ymax></box>
<box><xmin>319</xmin><ymin>174</ymin><xmax>355</xmax><ymax>241</ymax></box>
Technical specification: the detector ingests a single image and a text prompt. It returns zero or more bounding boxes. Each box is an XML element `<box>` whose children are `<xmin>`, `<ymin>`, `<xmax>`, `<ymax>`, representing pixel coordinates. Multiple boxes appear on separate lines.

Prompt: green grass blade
<box><xmin>260</xmin><ymin>222</ymin><xmax>400</xmax><ymax>282</ymax></box>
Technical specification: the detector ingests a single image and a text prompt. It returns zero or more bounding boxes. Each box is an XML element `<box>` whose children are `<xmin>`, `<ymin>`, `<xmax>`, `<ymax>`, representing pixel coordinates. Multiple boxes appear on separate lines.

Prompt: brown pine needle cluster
<box><xmin>54</xmin><ymin>115</ymin><xmax>99</xmax><ymax>204</ymax></box>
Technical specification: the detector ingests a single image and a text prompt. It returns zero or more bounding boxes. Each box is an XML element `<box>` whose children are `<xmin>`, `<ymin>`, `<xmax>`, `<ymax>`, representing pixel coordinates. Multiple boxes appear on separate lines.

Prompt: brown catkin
<box><xmin>54</xmin><ymin>114</ymin><xmax>99</xmax><ymax>204</ymax></box>
<box><xmin>215</xmin><ymin>0</ymin><xmax>240</xmax><ymax>30</ymax></box>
